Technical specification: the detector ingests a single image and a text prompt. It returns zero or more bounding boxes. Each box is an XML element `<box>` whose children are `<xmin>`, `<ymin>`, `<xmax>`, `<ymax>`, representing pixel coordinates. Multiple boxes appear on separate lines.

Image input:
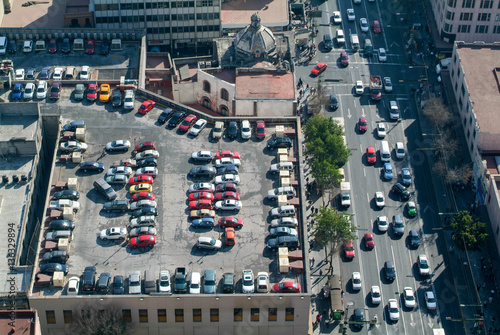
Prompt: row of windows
<box><xmin>202</xmin><ymin>81</ymin><xmax>229</xmax><ymax>101</ymax></box>
<box><xmin>95</xmin><ymin>0</ymin><xmax>214</xmax><ymax>10</ymax></box>
<box><xmin>47</xmin><ymin>308</ymin><xmax>295</xmax><ymax>324</ymax></box>
<box><xmin>449</xmin><ymin>0</ymin><xmax>499</xmax><ymax>7</ymax></box>
<box><xmin>96</xmin><ymin>12</ymin><xmax>219</xmax><ymax>23</ymax></box>
<box><xmin>448</xmin><ymin>24</ymin><xmax>500</xmax><ymax>33</ymax></box>
<box><xmin>145</xmin><ymin>25</ymin><xmax>219</xmax><ymax>34</ymax></box>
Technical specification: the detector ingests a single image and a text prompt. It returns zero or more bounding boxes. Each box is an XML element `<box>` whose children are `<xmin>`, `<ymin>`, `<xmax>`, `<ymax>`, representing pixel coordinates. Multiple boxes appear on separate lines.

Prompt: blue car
<box><xmin>12</xmin><ymin>83</ymin><xmax>23</xmax><ymax>100</ymax></box>
<box><xmin>383</xmin><ymin>162</ymin><xmax>393</xmax><ymax>180</ymax></box>
<box><xmin>191</xmin><ymin>217</ymin><xmax>215</xmax><ymax>229</ymax></box>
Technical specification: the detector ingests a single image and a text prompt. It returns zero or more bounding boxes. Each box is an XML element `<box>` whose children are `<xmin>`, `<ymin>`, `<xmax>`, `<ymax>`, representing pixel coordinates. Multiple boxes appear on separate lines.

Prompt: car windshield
<box><xmin>125</xmin><ymin>96</ymin><xmax>133</xmax><ymax>102</ymax></box>
<box><xmin>50</xmin><ymin>86</ymin><xmax>59</xmax><ymax>92</ymax></box>
<box><xmin>373</xmin><ymin>291</ymin><xmax>380</xmax><ymax>297</ymax></box>
<box><xmin>420</xmin><ymin>260</ymin><xmax>429</xmax><ymax>268</ymax></box>
<box><xmin>130</xmin><ymin>280</ymin><xmax>140</xmax><ymax>286</ymax></box>
<box><xmin>88</xmin><ymin>88</ymin><xmax>96</xmax><ymax>94</ymax></box>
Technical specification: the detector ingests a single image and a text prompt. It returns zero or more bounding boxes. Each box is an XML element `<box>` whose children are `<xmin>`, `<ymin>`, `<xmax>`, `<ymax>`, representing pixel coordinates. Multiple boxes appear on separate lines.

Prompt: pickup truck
<box><xmin>174</xmin><ymin>267</ymin><xmax>188</xmax><ymax>293</ymax></box>
<box><xmin>369</xmin><ymin>75</ymin><xmax>382</xmax><ymax>100</ymax></box>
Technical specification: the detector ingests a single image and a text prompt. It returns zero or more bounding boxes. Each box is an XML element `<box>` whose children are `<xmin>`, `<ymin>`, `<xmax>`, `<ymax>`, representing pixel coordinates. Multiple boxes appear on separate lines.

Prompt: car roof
<box><xmin>385</xmin><ymin>260</ymin><xmax>394</xmax><ymax>267</ymax></box>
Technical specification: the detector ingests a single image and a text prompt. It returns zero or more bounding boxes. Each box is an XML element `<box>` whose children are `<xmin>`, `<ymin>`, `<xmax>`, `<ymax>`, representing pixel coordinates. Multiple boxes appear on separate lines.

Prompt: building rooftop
<box><xmin>235</xmin><ymin>70</ymin><xmax>295</xmax><ymax>99</ymax></box>
<box><xmin>0</xmin><ymin>310</ymin><xmax>40</xmax><ymax>335</ymax></box>
<box><xmin>221</xmin><ymin>0</ymin><xmax>288</xmax><ymax>29</ymax></box>
<box><xmin>1</xmin><ymin>0</ymin><xmax>66</xmax><ymax>28</ymax></box>
<box><xmin>0</xmin><ymin>115</ymin><xmax>39</xmax><ymax>142</ymax></box>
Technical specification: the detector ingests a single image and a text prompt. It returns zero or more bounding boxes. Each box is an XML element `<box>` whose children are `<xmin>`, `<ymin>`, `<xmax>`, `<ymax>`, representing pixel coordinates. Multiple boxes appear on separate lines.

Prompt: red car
<box><xmin>372</xmin><ymin>20</ymin><xmax>381</xmax><ymax>34</ymax></box>
<box><xmin>138</xmin><ymin>100</ymin><xmax>156</xmax><ymax>114</ymax></box>
<box><xmin>215</xmin><ymin>183</ymin><xmax>238</xmax><ymax>193</ymax></box>
<box><xmin>366</xmin><ymin>146</ymin><xmax>376</xmax><ymax>164</ymax></box>
<box><xmin>85</xmin><ymin>39</ymin><xmax>95</xmax><ymax>55</ymax></box>
<box><xmin>135</xmin><ymin>141</ymin><xmax>156</xmax><ymax>152</ymax></box>
<box><xmin>256</xmin><ymin>120</ymin><xmax>266</xmax><ymax>140</ymax></box>
<box><xmin>214</xmin><ymin>191</ymin><xmax>240</xmax><ymax>201</ymax></box>
<box><xmin>311</xmin><ymin>62</ymin><xmax>327</xmax><ymax>76</ymax></box>
<box><xmin>188</xmin><ymin>192</ymin><xmax>215</xmax><ymax>201</ymax></box>
<box><xmin>87</xmin><ymin>82</ymin><xmax>98</xmax><ymax>101</ymax></box>
<box><xmin>344</xmin><ymin>240</ymin><xmax>355</xmax><ymax>258</ymax></box>
<box><xmin>364</xmin><ymin>232</ymin><xmax>375</xmax><ymax>249</ymax></box>
<box><xmin>272</xmin><ymin>282</ymin><xmax>301</xmax><ymax>293</ymax></box>
<box><xmin>129</xmin><ymin>175</ymin><xmax>154</xmax><ymax>185</ymax></box>
<box><xmin>358</xmin><ymin>116</ymin><xmax>367</xmax><ymax>132</ymax></box>
<box><xmin>215</xmin><ymin>151</ymin><xmax>241</xmax><ymax>160</ymax></box>
<box><xmin>130</xmin><ymin>234</ymin><xmax>156</xmax><ymax>248</ymax></box>
<box><xmin>218</xmin><ymin>216</ymin><xmax>244</xmax><ymax>228</ymax></box>
<box><xmin>189</xmin><ymin>199</ymin><xmax>213</xmax><ymax>210</ymax></box>
<box><xmin>179</xmin><ymin>114</ymin><xmax>197</xmax><ymax>132</ymax></box>
<box><xmin>131</xmin><ymin>192</ymin><xmax>155</xmax><ymax>202</ymax></box>
<box><xmin>340</xmin><ymin>51</ymin><xmax>349</xmax><ymax>66</ymax></box>
<box><xmin>48</xmin><ymin>39</ymin><xmax>57</xmax><ymax>53</ymax></box>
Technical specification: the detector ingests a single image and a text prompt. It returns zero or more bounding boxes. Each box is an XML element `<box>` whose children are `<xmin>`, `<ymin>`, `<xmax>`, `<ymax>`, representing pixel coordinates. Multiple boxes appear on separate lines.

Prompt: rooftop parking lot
<box><xmin>38</xmin><ymin>89</ymin><xmax>301</xmax><ymax>295</ymax></box>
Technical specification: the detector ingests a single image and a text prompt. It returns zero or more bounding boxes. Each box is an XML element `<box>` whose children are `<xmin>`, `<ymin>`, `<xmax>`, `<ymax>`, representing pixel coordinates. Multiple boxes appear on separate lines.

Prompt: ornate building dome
<box><xmin>233</xmin><ymin>13</ymin><xmax>277</xmax><ymax>60</ymax></box>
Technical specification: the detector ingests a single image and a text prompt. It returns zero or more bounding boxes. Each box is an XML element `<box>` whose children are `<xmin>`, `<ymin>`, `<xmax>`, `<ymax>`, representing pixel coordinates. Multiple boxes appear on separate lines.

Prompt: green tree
<box><xmin>451</xmin><ymin>210</ymin><xmax>488</xmax><ymax>250</ymax></box>
<box><xmin>312</xmin><ymin>207</ymin><xmax>357</xmax><ymax>274</ymax></box>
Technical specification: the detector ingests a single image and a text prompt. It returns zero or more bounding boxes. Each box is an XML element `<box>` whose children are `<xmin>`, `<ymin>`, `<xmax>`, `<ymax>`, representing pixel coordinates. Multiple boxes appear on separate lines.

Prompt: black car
<box><xmin>157</xmin><ymin>108</ymin><xmax>174</xmax><ymax>124</ymax></box>
<box><xmin>111</xmin><ymin>90</ymin><xmax>122</xmax><ymax>107</ymax></box>
<box><xmin>222</xmin><ymin>272</ymin><xmax>235</xmax><ymax>293</ymax></box>
<box><xmin>103</xmin><ymin>200</ymin><xmax>130</xmax><ymax>213</ymax></box>
<box><xmin>384</xmin><ymin>261</ymin><xmax>396</xmax><ymax>281</ymax></box>
<box><xmin>409</xmin><ymin>230</ymin><xmax>420</xmax><ymax>248</ymax></box>
<box><xmin>330</xmin><ymin>94</ymin><xmax>338</xmax><ymax>110</ymax></box>
<box><xmin>100</xmin><ymin>41</ymin><xmax>110</xmax><ymax>55</ymax></box>
<box><xmin>81</xmin><ymin>266</ymin><xmax>97</xmax><ymax>293</ymax></box>
<box><xmin>189</xmin><ymin>166</ymin><xmax>216</xmax><ymax>178</ymax></box>
<box><xmin>113</xmin><ymin>275</ymin><xmax>125</xmax><ymax>294</ymax></box>
<box><xmin>7</xmin><ymin>40</ymin><xmax>17</xmax><ymax>53</ymax></box>
<box><xmin>323</xmin><ymin>34</ymin><xmax>333</xmax><ymax>50</ymax></box>
<box><xmin>131</xmin><ymin>207</ymin><xmax>158</xmax><ymax>218</ymax></box>
<box><xmin>42</xmin><ymin>250</ymin><xmax>69</xmax><ymax>264</ymax></box>
<box><xmin>168</xmin><ymin>112</ymin><xmax>186</xmax><ymax>128</ymax></box>
<box><xmin>136</xmin><ymin>158</ymin><xmax>158</xmax><ymax>168</ymax></box>
<box><xmin>61</xmin><ymin>38</ymin><xmax>71</xmax><ymax>53</ymax></box>
<box><xmin>40</xmin><ymin>263</ymin><xmax>69</xmax><ymax>275</ymax></box>
<box><xmin>79</xmin><ymin>161</ymin><xmax>105</xmax><ymax>173</ymax></box>
<box><xmin>227</xmin><ymin>121</ymin><xmax>238</xmax><ymax>139</ymax></box>
<box><xmin>48</xmin><ymin>219</ymin><xmax>75</xmax><ymax>231</ymax></box>
<box><xmin>392</xmin><ymin>183</ymin><xmax>410</xmax><ymax>200</ymax></box>
<box><xmin>353</xmin><ymin>308</ymin><xmax>364</xmax><ymax>329</ymax></box>
<box><xmin>217</xmin><ymin>165</ymin><xmax>239</xmax><ymax>175</ymax></box>
<box><xmin>52</xmin><ymin>190</ymin><xmax>80</xmax><ymax>201</ymax></box>
<box><xmin>96</xmin><ymin>272</ymin><xmax>112</xmax><ymax>294</ymax></box>
<box><xmin>63</xmin><ymin>120</ymin><xmax>85</xmax><ymax>131</ymax></box>
<box><xmin>40</xmin><ymin>67</ymin><xmax>51</xmax><ymax>80</ymax></box>
<box><xmin>267</xmin><ymin>136</ymin><xmax>292</xmax><ymax>149</ymax></box>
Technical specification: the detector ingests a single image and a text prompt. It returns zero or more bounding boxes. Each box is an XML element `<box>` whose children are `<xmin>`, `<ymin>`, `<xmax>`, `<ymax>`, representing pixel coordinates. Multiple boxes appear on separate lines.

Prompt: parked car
<box><xmin>79</xmin><ymin>161</ymin><xmax>104</xmax><ymax>172</ymax></box>
<box><xmin>85</xmin><ymin>39</ymin><xmax>95</xmax><ymax>54</ymax></box>
<box><xmin>100</xmin><ymin>227</ymin><xmax>127</xmax><ymax>240</ymax></box>
<box><xmin>272</xmin><ymin>282</ymin><xmax>301</xmax><ymax>293</ymax></box>
<box><xmin>81</xmin><ymin>266</ymin><xmax>97</xmax><ymax>293</ymax></box>
<box><xmin>12</xmin><ymin>84</ymin><xmax>23</xmax><ymax>100</ymax></box>
<box><xmin>61</xmin><ymin>38</ymin><xmax>71</xmax><ymax>53</ymax></box>
<box><xmin>52</xmin><ymin>190</ymin><xmax>80</xmax><ymax>201</ymax></box>
<box><xmin>255</xmin><ymin>120</ymin><xmax>266</xmax><ymax>139</ymax></box>
<box><xmin>106</xmin><ymin>166</ymin><xmax>133</xmax><ymax>176</ymax></box>
<box><xmin>111</xmin><ymin>90</ymin><xmax>122</xmax><ymax>107</ymax></box>
<box><xmin>112</xmin><ymin>158</ymin><xmax>137</xmax><ymax>168</ymax></box>
<box><xmin>212</xmin><ymin>122</ymin><xmax>224</xmax><ymax>140</ymax></box>
<box><xmin>103</xmin><ymin>200</ymin><xmax>130</xmax><ymax>213</ymax></box>
<box><xmin>188</xmin><ymin>183</ymin><xmax>215</xmax><ymax>193</ymax></box>
<box><xmin>67</xmin><ymin>276</ymin><xmax>80</xmax><ymax>295</ymax></box>
<box><xmin>128</xmin><ymin>271</ymin><xmax>142</xmax><ymax>294</ymax></box>
<box><xmin>215</xmin><ymin>174</ymin><xmax>240</xmax><ymax>184</ymax></box>
<box><xmin>189</xmin><ymin>119</ymin><xmax>207</xmax><ymax>136</ymax></box>
<box><xmin>227</xmin><ymin>121</ymin><xmax>238</xmax><ymax>139</ymax></box>
<box><xmin>196</xmin><ymin>236</ymin><xmax>222</xmax><ymax>250</ymax></box>
<box><xmin>130</xmin><ymin>234</ymin><xmax>156</xmax><ymax>248</ymax></box>
<box><xmin>215</xmin><ymin>158</ymin><xmax>241</xmax><ymax>167</ymax></box>
<box><xmin>191</xmin><ymin>217</ymin><xmax>215</xmax><ymax>229</ymax></box>
<box><xmin>215</xmin><ymin>151</ymin><xmax>241</xmax><ymax>160</ymax></box>
<box><xmin>130</xmin><ymin>192</ymin><xmax>155</xmax><ymax>202</ymax></box>
<box><xmin>99</xmin><ymin>84</ymin><xmax>111</xmax><ymax>103</ymax></box>
<box><xmin>191</xmin><ymin>151</ymin><xmax>213</xmax><ymax>162</ymax></box>
<box><xmin>23</xmin><ymin>83</ymin><xmax>35</xmax><ymax>100</ymax></box>
<box><xmin>48</xmin><ymin>220</ymin><xmax>75</xmax><ymax>231</ymax></box>
<box><xmin>138</xmin><ymin>100</ymin><xmax>156</xmax><ymax>114</ymax></box>
<box><xmin>36</xmin><ymin>81</ymin><xmax>48</xmax><ymax>99</ymax></box>
<box><xmin>179</xmin><ymin>114</ymin><xmax>197</xmax><ymax>132</ymax></box>
<box><xmin>87</xmin><ymin>82</ymin><xmax>98</xmax><ymax>101</ymax></box>
<box><xmin>113</xmin><ymin>275</ymin><xmax>125</xmax><ymax>294</ymax></box>
<box><xmin>214</xmin><ymin>199</ymin><xmax>242</xmax><ymax>211</ymax></box>
<box><xmin>40</xmin><ymin>263</ymin><xmax>69</xmax><ymax>275</ymax></box>
<box><xmin>242</xmin><ymin>269</ymin><xmax>254</xmax><ymax>293</ymax></box>
<box><xmin>100</xmin><ymin>41</ymin><xmax>110</xmax><ymax>55</ymax></box>
<box><xmin>240</xmin><ymin>120</ymin><xmax>251</xmax><ymax>139</ymax></box>
<box><xmin>80</xmin><ymin>65</ymin><xmax>90</xmax><ymax>80</ymax></box>
<box><xmin>218</xmin><ymin>216</ymin><xmax>243</xmax><ymax>228</ymax></box>
<box><xmin>157</xmin><ymin>108</ymin><xmax>174</xmax><ymax>124</ymax></box>
<box><xmin>129</xmin><ymin>226</ymin><xmax>156</xmax><ymax>238</ymax></box>
<box><xmin>40</xmin><ymin>67</ymin><xmax>51</xmax><ymax>80</ymax></box>
<box><xmin>129</xmin><ymin>175</ymin><xmax>155</xmax><ymax>186</ymax></box>
<box><xmin>168</xmin><ymin>112</ymin><xmax>186</xmax><ymax>128</ymax></box>
<box><xmin>158</xmin><ymin>270</ymin><xmax>171</xmax><ymax>293</ymax></box>
<box><xmin>53</xmin><ymin>67</ymin><xmax>63</xmax><ymax>80</ymax></box>
<box><xmin>74</xmin><ymin>84</ymin><xmax>85</xmax><ymax>101</ymax></box>
<box><xmin>136</xmin><ymin>167</ymin><xmax>158</xmax><ymax>178</ymax></box>
<box><xmin>189</xmin><ymin>166</ymin><xmax>216</xmax><ymax>178</ymax></box>
<box><xmin>42</xmin><ymin>250</ymin><xmax>69</xmax><ymax>263</ymax></box>
<box><xmin>267</xmin><ymin>136</ymin><xmax>292</xmax><ymax>149</ymax></box>
<box><xmin>50</xmin><ymin>81</ymin><xmax>62</xmax><ymax>100</ymax></box>
<box><xmin>60</xmin><ymin>141</ymin><xmax>88</xmax><ymax>153</ymax></box>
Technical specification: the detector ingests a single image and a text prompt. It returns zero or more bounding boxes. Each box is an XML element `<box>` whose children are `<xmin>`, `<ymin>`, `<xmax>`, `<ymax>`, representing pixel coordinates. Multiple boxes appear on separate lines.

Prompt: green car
<box><xmin>74</xmin><ymin>84</ymin><xmax>85</xmax><ymax>101</ymax></box>
<box><xmin>406</xmin><ymin>201</ymin><xmax>417</xmax><ymax>217</ymax></box>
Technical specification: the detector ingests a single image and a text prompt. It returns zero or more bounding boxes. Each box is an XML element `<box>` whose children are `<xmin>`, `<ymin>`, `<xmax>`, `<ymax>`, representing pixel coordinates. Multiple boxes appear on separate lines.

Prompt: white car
<box><xmin>53</xmin><ymin>67</ymin><xmax>64</xmax><ymax>80</ymax></box>
<box><xmin>129</xmin><ymin>271</ymin><xmax>141</xmax><ymax>294</ymax></box>
<box><xmin>123</xmin><ymin>90</ymin><xmax>135</xmax><ymax>110</ymax></box>
<box><xmin>49</xmin><ymin>199</ymin><xmax>80</xmax><ymax>211</ymax></box>
<box><xmin>388</xmin><ymin>299</ymin><xmax>400</xmax><ymax>321</ymax></box>
<box><xmin>336</xmin><ymin>29</ymin><xmax>345</xmax><ymax>45</ymax></box>
<box><xmin>36</xmin><ymin>81</ymin><xmax>48</xmax><ymax>99</ymax></box>
<box><xmin>425</xmin><ymin>291</ymin><xmax>437</xmax><ymax>310</ymax></box>
<box><xmin>23</xmin><ymin>83</ymin><xmax>35</xmax><ymax>100</ymax></box>
<box><xmin>60</xmin><ymin>141</ymin><xmax>88</xmax><ymax>152</ymax></box>
<box><xmin>23</xmin><ymin>40</ymin><xmax>33</xmax><ymax>52</ymax></box>
<box><xmin>378</xmin><ymin>48</ymin><xmax>387</xmax><ymax>62</ymax></box>
<box><xmin>270</xmin><ymin>161</ymin><xmax>294</xmax><ymax>173</ymax></box>
<box><xmin>353</xmin><ymin>0</ymin><xmax>361</xmax><ymax>4</ymax></box>
<box><xmin>375</xmin><ymin>192</ymin><xmax>385</xmax><ymax>208</ymax></box>
<box><xmin>129</xmin><ymin>226</ymin><xmax>157</xmax><ymax>237</ymax></box>
<box><xmin>352</xmin><ymin>272</ymin><xmax>361</xmax><ymax>291</ymax></box>
<box><xmin>188</xmin><ymin>183</ymin><xmax>215</xmax><ymax>193</ymax></box>
<box><xmin>106</xmin><ymin>166</ymin><xmax>133</xmax><ymax>176</ymax></box>
<box><xmin>347</xmin><ymin>8</ymin><xmax>355</xmax><ymax>21</ymax></box>
<box><xmin>383</xmin><ymin>77</ymin><xmax>393</xmax><ymax>93</ymax></box>
<box><xmin>136</xmin><ymin>167</ymin><xmax>158</xmax><ymax>178</ymax></box>
<box><xmin>15</xmin><ymin>69</ymin><xmax>25</xmax><ymax>80</ymax></box>
<box><xmin>395</xmin><ymin>142</ymin><xmax>405</xmax><ymax>159</ymax></box>
<box><xmin>130</xmin><ymin>200</ymin><xmax>157</xmax><ymax>210</ymax></box>
<box><xmin>158</xmin><ymin>270</ymin><xmax>171</xmax><ymax>293</ymax></box>
<box><xmin>191</xmin><ymin>151</ymin><xmax>213</xmax><ymax>161</ymax></box>
<box><xmin>215</xmin><ymin>199</ymin><xmax>242</xmax><ymax>211</ymax></box>
<box><xmin>404</xmin><ymin>287</ymin><xmax>416</xmax><ymax>309</ymax></box>
<box><xmin>80</xmin><ymin>65</ymin><xmax>90</xmax><ymax>80</ymax></box>
<box><xmin>67</xmin><ymin>276</ymin><xmax>80</xmax><ymax>295</ymax></box>
<box><xmin>215</xmin><ymin>174</ymin><xmax>240</xmax><ymax>184</ymax></box>
<box><xmin>270</xmin><ymin>217</ymin><xmax>298</xmax><ymax>228</ymax></box>
<box><xmin>130</xmin><ymin>215</ymin><xmax>157</xmax><ymax>228</ymax></box>
<box><xmin>418</xmin><ymin>254</ymin><xmax>430</xmax><ymax>276</ymax></box>
<box><xmin>371</xmin><ymin>286</ymin><xmax>381</xmax><ymax>304</ymax></box>
<box><xmin>105</xmin><ymin>140</ymin><xmax>131</xmax><ymax>151</ymax></box>
<box><xmin>242</xmin><ymin>269</ymin><xmax>254</xmax><ymax>293</ymax></box>
<box><xmin>355</xmin><ymin>80</ymin><xmax>364</xmax><ymax>95</ymax></box>
<box><xmin>377</xmin><ymin>215</ymin><xmax>388</xmax><ymax>232</ymax></box>
<box><xmin>377</xmin><ymin>123</ymin><xmax>387</xmax><ymax>138</ymax></box>
<box><xmin>100</xmin><ymin>227</ymin><xmax>127</xmax><ymax>240</ymax></box>
<box><xmin>256</xmin><ymin>272</ymin><xmax>270</xmax><ymax>293</ymax></box>
<box><xmin>360</xmin><ymin>18</ymin><xmax>369</xmax><ymax>32</ymax></box>
<box><xmin>215</xmin><ymin>158</ymin><xmax>241</xmax><ymax>167</ymax></box>
<box><xmin>241</xmin><ymin>120</ymin><xmax>251</xmax><ymax>140</ymax></box>
<box><xmin>332</xmin><ymin>11</ymin><xmax>342</xmax><ymax>24</ymax></box>
<box><xmin>190</xmin><ymin>272</ymin><xmax>201</xmax><ymax>294</ymax></box>
<box><xmin>135</xmin><ymin>150</ymin><xmax>160</xmax><ymax>160</ymax></box>
<box><xmin>189</xmin><ymin>119</ymin><xmax>207</xmax><ymax>136</ymax></box>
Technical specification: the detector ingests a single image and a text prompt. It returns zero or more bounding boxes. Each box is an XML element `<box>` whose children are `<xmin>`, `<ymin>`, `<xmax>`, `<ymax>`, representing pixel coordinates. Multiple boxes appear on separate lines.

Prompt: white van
<box><xmin>0</xmin><ymin>37</ymin><xmax>7</xmax><ymax>55</ymax></box>
<box><xmin>380</xmin><ymin>141</ymin><xmax>391</xmax><ymax>162</ymax></box>
<box><xmin>351</xmin><ymin>34</ymin><xmax>360</xmax><ymax>51</ymax></box>
<box><xmin>435</xmin><ymin>57</ymin><xmax>451</xmax><ymax>74</ymax></box>
<box><xmin>189</xmin><ymin>272</ymin><xmax>201</xmax><ymax>294</ymax></box>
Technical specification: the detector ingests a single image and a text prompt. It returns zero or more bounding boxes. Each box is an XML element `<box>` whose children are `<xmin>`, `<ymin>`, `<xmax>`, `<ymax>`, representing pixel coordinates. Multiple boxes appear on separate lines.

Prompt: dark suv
<box><xmin>392</xmin><ymin>183</ymin><xmax>410</xmax><ymax>200</ymax></box>
<box><xmin>267</xmin><ymin>136</ymin><xmax>292</xmax><ymax>150</ymax></box>
<box><xmin>323</xmin><ymin>34</ymin><xmax>333</xmax><ymax>50</ymax></box>
<box><xmin>96</xmin><ymin>272</ymin><xmax>112</xmax><ymax>294</ymax></box>
<box><xmin>384</xmin><ymin>261</ymin><xmax>396</xmax><ymax>281</ymax></box>
<box><xmin>103</xmin><ymin>200</ymin><xmax>130</xmax><ymax>213</ymax></box>
<box><xmin>48</xmin><ymin>220</ymin><xmax>75</xmax><ymax>231</ymax></box>
<box><xmin>52</xmin><ymin>190</ymin><xmax>80</xmax><ymax>201</ymax></box>
<box><xmin>222</xmin><ymin>272</ymin><xmax>235</xmax><ymax>293</ymax></box>
<box><xmin>42</xmin><ymin>250</ymin><xmax>69</xmax><ymax>264</ymax></box>
<box><xmin>266</xmin><ymin>236</ymin><xmax>299</xmax><ymax>249</ymax></box>
<box><xmin>81</xmin><ymin>266</ymin><xmax>97</xmax><ymax>293</ymax></box>
<box><xmin>227</xmin><ymin>121</ymin><xmax>238</xmax><ymax>139</ymax></box>
<box><xmin>111</xmin><ymin>90</ymin><xmax>122</xmax><ymax>107</ymax></box>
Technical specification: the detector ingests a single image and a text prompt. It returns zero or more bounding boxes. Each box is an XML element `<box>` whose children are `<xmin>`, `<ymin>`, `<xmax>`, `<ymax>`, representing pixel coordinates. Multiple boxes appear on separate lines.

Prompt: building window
<box><xmin>158</xmin><ymin>309</ymin><xmax>167</xmax><ymax>323</ymax></box>
<box><xmin>461</xmin><ymin>83</ymin><xmax>466</xmax><ymax>96</ymax></box>
<box><xmin>220</xmin><ymin>105</ymin><xmax>229</xmax><ymax>115</ymax></box>
<box><xmin>478</xmin><ymin>13</ymin><xmax>491</xmax><ymax>21</ymax></box>
<box><xmin>473</xmin><ymin>128</ymin><xmax>477</xmax><ymax>139</ymax></box>
<box><xmin>197</xmin><ymin>0</ymin><xmax>213</xmax><ymax>6</ymax></box>
<box><xmin>467</xmin><ymin>128</ymin><xmax>471</xmax><ymax>139</ymax></box>
<box><xmin>449</xmin><ymin>0</ymin><xmax>457</xmax><ymax>6</ymax></box>
<box><xmin>494</xmin><ymin>25</ymin><xmax>500</xmax><ymax>33</ymax></box>
<box><xmin>123</xmin><ymin>310</ymin><xmax>132</xmax><ymax>322</ymax></box>
<box><xmin>458</xmin><ymin>24</ymin><xmax>471</xmax><ymax>32</ymax></box>
<box><xmin>210</xmin><ymin>309</ymin><xmax>219</xmax><ymax>322</ymax></box>
<box><xmin>268</xmin><ymin>308</ymin><xmax>277</xmax><ymax>321</ymax></box>
<box><xmin>480</xmin><ymin>0</ymin><xmax>493</xmax><ymax>8</ymax></box>
<box><xmin>452</xmin><ymin>69</ymin><xmax>455</xmax><ymax>78</ymax></box>
<box><xmin>193</xmin><ymin>309</ymin><xmax>202</xmax><ymax>322</ymax></box>
<box><xmin>63</xmin><ymin>310</ymin><xmax>73</xmax><ymax>324</ymax></box>
<box><xmin>460</xmin><ymin>12</ymin><xmax>473</xmax><ymax>20</ymax></box>
<box><xmin>234</xmin><ymin>308</ymin><xmax>243</xmax><ymax>322</ymax></box>
<box><xmin>459</xmin><ymin>97</ymin><xmax>463</xmax><ymax>109</ymax></box>
<box><xmin>202</xmin><ymin>97</ymin><xmax>211</xmax><ymax>109</ymax></box>
<box><xmin>446</xmin><ymin>11</ymin><xmax>455</xmax><ymax>20</ymax></box>
<box><xmin>285</xmin><ymin>308</ymin><xmax>294</xmax><ymax>321</ymax></box>
<box><xmin>203</xmin><ymin>81</ymin><xmax>211</xmax><ymax>93</ymax></box>
<box><xmin>139</xmin><ymin>309</ymin><xmax>148</xmax><ymax>323</ymax></box>
<box><xmin>220</xmin><ymin>88</ymin><xmax>229</xmax><ymax>101</ymax></box>
<box><xmin>251</xmin><ymin>308</ymin><xmax>260</xmax><ymax>322</ymax></box>
<box><xmin>475</xmin><ymin>24</ymin><xmax>489</xmax><ymax>33</ymax></box>
<box><xmin>46</xmin><ymin>311</ymin><xmax>56</xmax><ymax>324</ymax></box>
<box><xmin>462</xmin><ymin>0</ymin><xmax>475</xmax><ymax>8</ymax></box>
<box><xmin>175</xmin><ymin>309</ymin><xmax>184</xmax><ymax>322</ymax></box>
<box><xmin>445</xmin><ymin>23</ymin><xmax>453</xmax><ymax>32</ymax></box>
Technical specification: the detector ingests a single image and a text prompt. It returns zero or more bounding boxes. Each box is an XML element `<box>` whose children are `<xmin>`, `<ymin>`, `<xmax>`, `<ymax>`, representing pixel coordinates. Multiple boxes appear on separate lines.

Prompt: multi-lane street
<box><xmin>296</xmin><ymin>0</ymin><xmax>464</xmax><ymax>334</ymax></box>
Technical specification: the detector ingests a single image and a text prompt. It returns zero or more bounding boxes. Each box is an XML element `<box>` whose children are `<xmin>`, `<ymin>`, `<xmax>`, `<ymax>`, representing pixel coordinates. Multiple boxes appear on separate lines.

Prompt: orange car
<box><xmin>225</xmin><ymin>227</ymin><xmax>235</xmax><ymax>245</ymax></box>
<box><xmin>99</xmin><ymin>84</ymin><xmax>111</xmax><ymax>103</ymax></box>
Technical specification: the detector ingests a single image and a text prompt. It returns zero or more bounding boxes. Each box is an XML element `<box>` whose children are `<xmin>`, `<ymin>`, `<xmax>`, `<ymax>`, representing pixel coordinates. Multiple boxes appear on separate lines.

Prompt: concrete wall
<box><xmin>174</xmin><ymin>81</ymin><xmax>197</xmax><ymax>105</ymax></box>
<box><xmin>486</xmin><ymin>175</ymin><xmax>500</xmax><ymax>258</ymax></box>
<box><xmin>0</xmin><ymin>27</ymin><xmax>143</xmax><ymax>42</ymax></box>
<box><xmin>196</xmin><ymin>70</ymin><xmax>235</xmax><ymax>115</ymax></box>
<box><xmin>234</xmin><ymin>99</ymin><xmax>295</xmax><ymax>117</ymax></box>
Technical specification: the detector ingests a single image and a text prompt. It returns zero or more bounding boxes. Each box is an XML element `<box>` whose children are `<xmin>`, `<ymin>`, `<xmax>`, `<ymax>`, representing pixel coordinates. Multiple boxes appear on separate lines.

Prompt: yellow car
<box><xmin>129</xmin><ymin>183</ymin><xmax>153</xmax><ymax>194</ymax></box>
<box><xmin>190</xmin><ymin>209</ymin><xmax>215</xmax><ymax>219</ymax></box>
<box><xmin>99</xmin><ymin>84</ymin><xmax>111</xmax><ymax>103</ymax></box>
